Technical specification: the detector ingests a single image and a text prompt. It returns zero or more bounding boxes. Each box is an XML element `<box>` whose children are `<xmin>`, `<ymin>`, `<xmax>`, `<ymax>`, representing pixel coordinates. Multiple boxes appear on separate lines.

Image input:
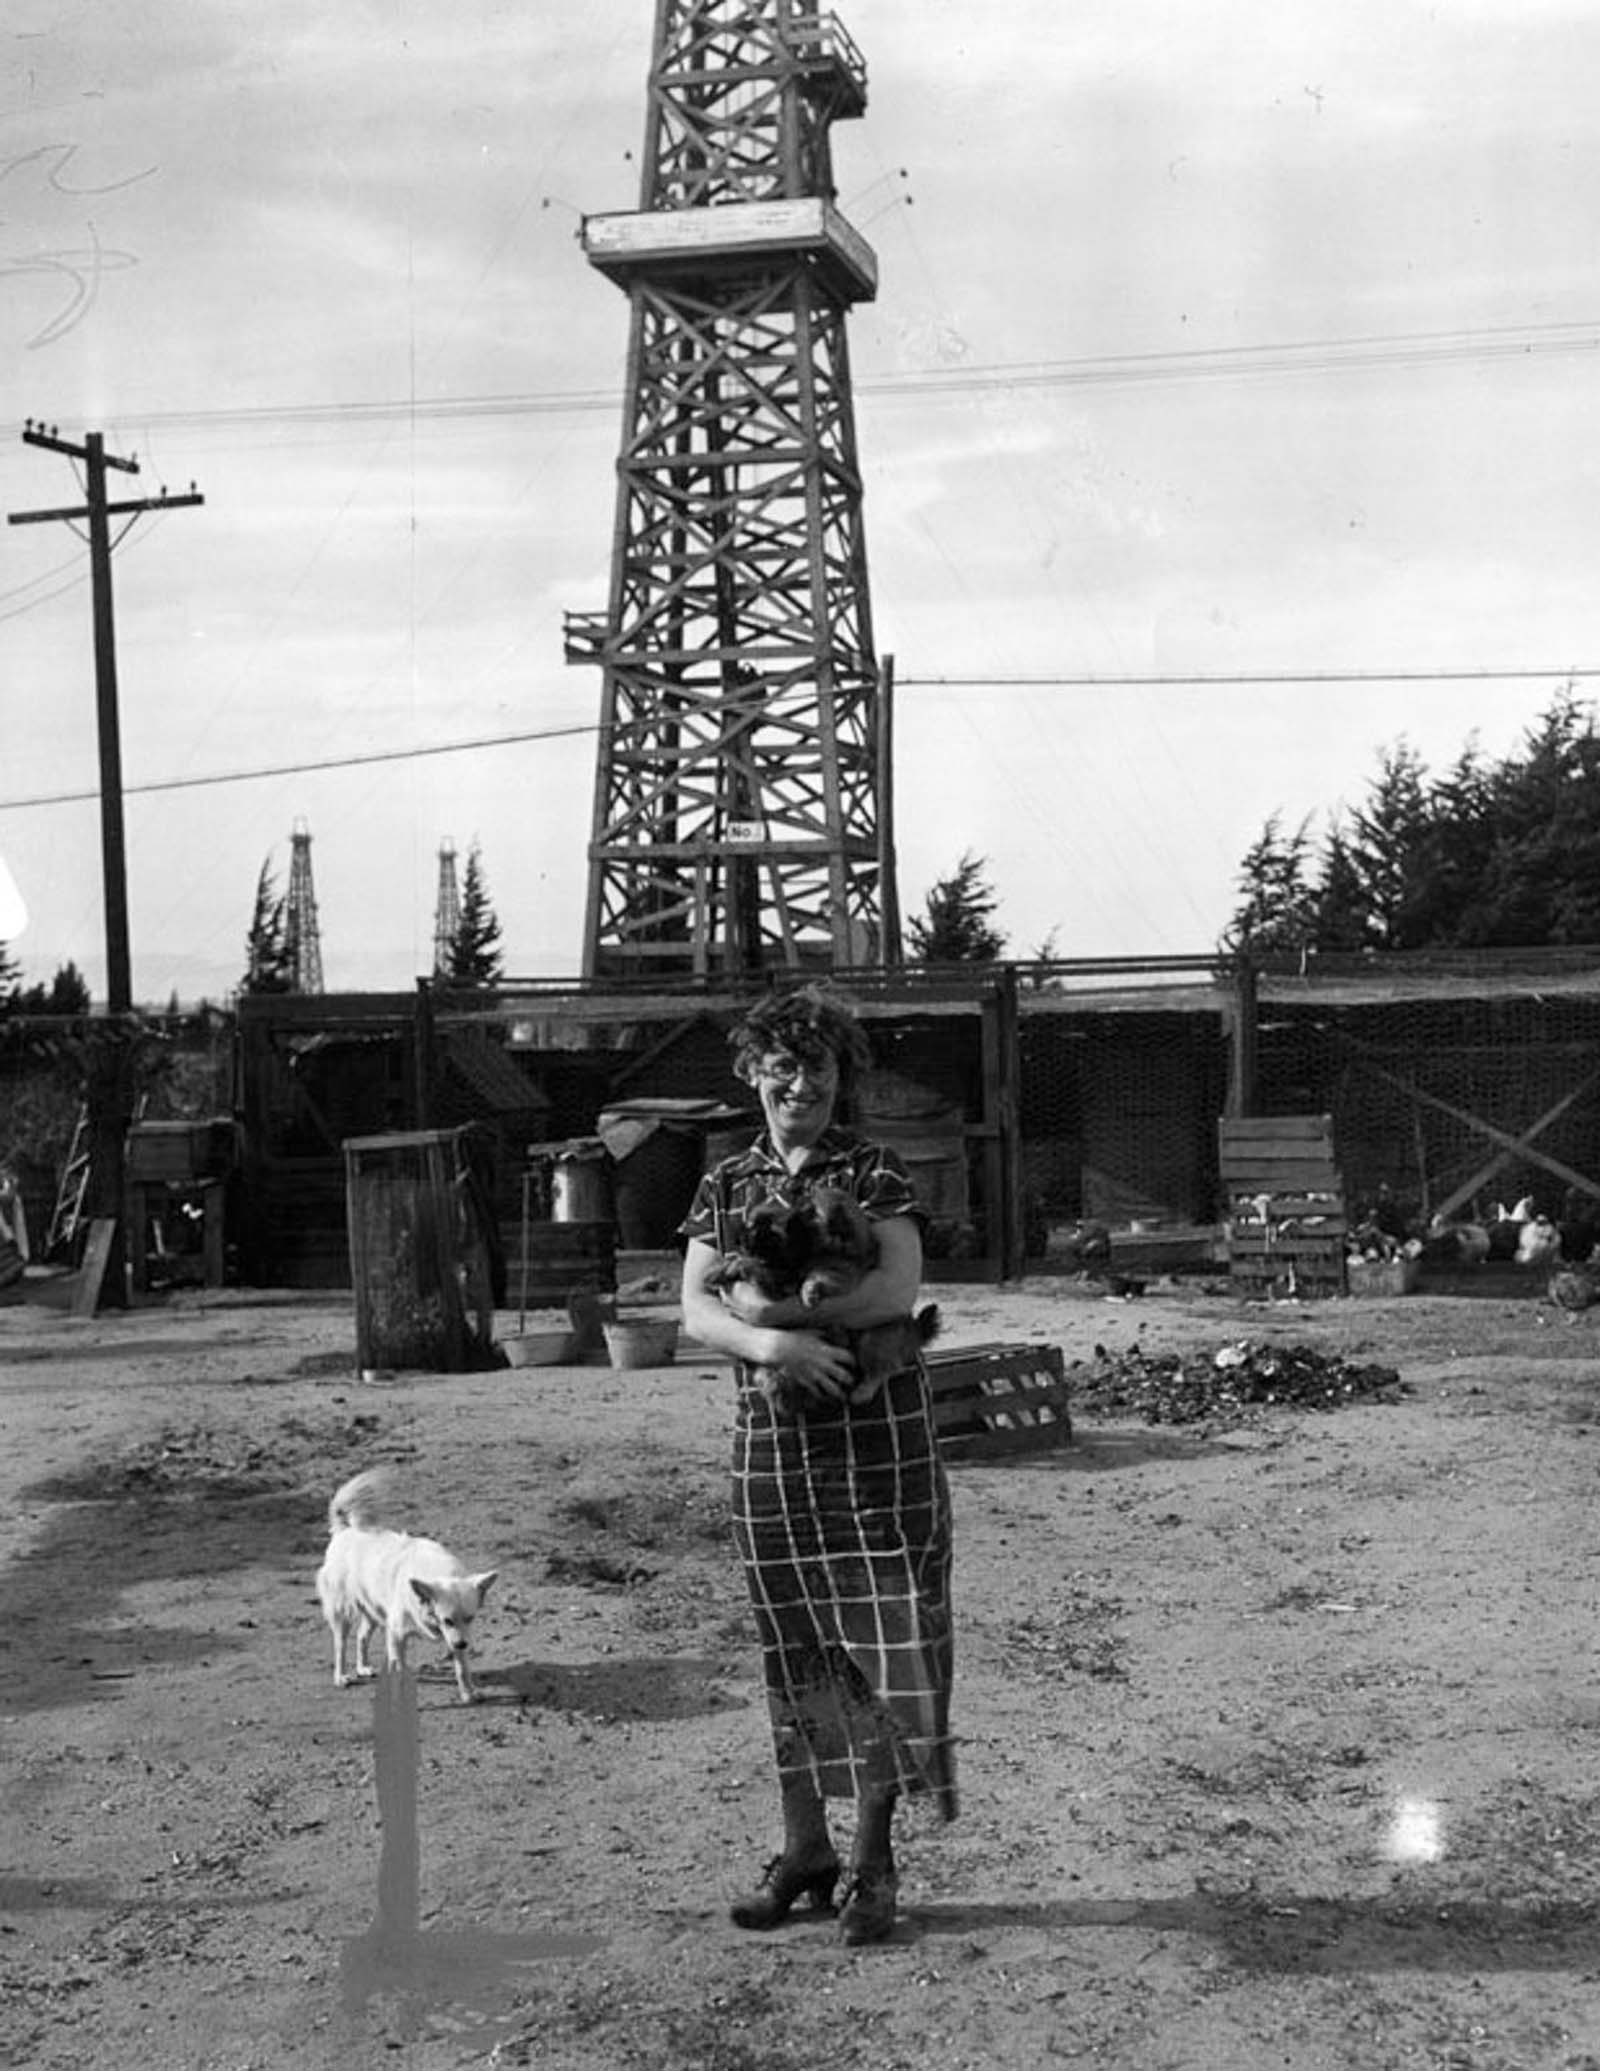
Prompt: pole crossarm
<box><xmin>21</xmin><ymin>423</ymin><xmax>139</xmax><ymax>469</ymax></box>
<box><xmin>10</xmin><ymin>492</ymin><xmax>205</xmax><ymax>527</ymax></box>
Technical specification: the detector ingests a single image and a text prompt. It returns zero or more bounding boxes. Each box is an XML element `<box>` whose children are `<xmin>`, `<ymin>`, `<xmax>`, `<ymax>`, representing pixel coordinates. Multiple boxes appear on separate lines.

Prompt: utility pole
<box><xmin>8</xmin><ymin>421</ymin><xmax>204</xmax><ymax>1305</ymax></box>
<box><xmin>9</xmin><ymin>421</ymin><xmax>204</xmax><ymax>1010</ymax></box>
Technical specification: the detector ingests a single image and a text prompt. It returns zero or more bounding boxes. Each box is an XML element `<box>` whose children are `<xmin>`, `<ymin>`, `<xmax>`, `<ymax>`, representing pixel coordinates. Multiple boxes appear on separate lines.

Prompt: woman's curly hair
<box><xmin>729</xmin><ymin>982</ymin><xmax>874</xmax><ymax>1090</ymax></box>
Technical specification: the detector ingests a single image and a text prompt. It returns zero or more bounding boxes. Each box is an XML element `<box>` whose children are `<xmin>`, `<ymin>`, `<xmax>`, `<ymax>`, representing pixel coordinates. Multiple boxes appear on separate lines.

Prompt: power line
<box><xmin>2</xmin><ymin>666</ymin><xmax>1596</xmax><ymax>814</ymax></box>
<box><xmin>897</xmin><ymin>667</ymin><xmax>1600</xmax><ymax>687</ymax></box>
<box><xmin>0</xmin><ymin>719</ymin><xmax>599</xmax><ymax>811</ymax></box>
<box><xmin>68</xmin><ymin>317</ymin><xmax>1600</xmax><ymax>441</ymax></box>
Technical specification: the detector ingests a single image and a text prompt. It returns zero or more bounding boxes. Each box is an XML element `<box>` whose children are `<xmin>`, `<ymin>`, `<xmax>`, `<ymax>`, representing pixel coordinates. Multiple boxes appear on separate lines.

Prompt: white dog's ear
<box><xmin>410</xmin><ymin>1578</ymin><xmax>436</xmax><ymax>1607</ymax></box>
<box><xmin>472</xmin><ymin>1570</ymin><xmax>499</xmax><ymax>1603</ymax></box>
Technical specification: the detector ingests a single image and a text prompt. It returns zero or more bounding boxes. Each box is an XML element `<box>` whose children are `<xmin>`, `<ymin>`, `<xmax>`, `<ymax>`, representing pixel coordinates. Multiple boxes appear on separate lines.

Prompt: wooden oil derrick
<box><xmin>285</xmin><ymin>817</ymin><xmax>325</xmax><ymax>995</ymax></box>
<box><xmin>567</xmin><ymin>0</ymin><xmax>901</xmax><ymax>978</ymax></box>
<box><xmin>432</xmin><ymin>840</ymin><xmax>461</xmax><ymax>978</ymax></box>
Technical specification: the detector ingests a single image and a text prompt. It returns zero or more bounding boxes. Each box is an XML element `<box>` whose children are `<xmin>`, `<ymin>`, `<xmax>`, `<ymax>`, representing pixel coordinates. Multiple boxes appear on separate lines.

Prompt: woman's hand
<box><xmin>718</xmin><ymin>1279</ymin><xmax>805</xmax><ymax>1330</ymax></box>
<box><xmin>757</xmin><ymin>1326</ymin><xmax>858</xmax><ymax>1403</ymax></box>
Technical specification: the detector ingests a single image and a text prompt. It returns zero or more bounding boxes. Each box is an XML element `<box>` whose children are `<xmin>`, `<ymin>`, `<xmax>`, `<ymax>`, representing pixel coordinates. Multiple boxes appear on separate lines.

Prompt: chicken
<box><xmin>1069</xmin><ymin>1220</ymin><xmax>1113</xmax><ymax>1277</ymax></box>
<box><xmin>1515</xmin><ymin>1216</ymin><xmax>1561</xmax><ymax>1269</ymax></box>
<box><xmin>1347</xmin><ymin>1218</ymin><xmax>1401</xmax><ymax>1263</ymax></box>
<box><xmin>1548</xmin><ymin>1265</ymin><xmax>1597</xmax><ymax>1317</ymax></box>
<box><xmin>1419</xmin><ymin>1217</ymin><xmax>1489</xmax><ymax>1266</ymax></box>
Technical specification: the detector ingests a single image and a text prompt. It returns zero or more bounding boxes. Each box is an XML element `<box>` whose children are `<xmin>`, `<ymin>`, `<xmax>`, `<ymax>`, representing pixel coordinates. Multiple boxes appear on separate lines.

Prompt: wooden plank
<box><xmin>1222</xmin><ymin>1142</ymin><xmax>1339</xmax><ymax>1168</ymax></box>
<box><xmin>926</xmin><ymin>1340</ymin><xmax>1024</xmax><ymax>1368</ymax></box>
<box><xmin>73</xmin><ymin>1218</ymin><xmax>118</xmax><ymax>1316</ymax></box>
<box><xmin>1229</xmin><ymin>1215</ymin><xmax>1346</xmax><ymax>1234</ymax></box>
<box><xmin>1217</xmin><ymin>1118</ymin><xmax>1332</xmax><ymax>1151</ymax></box>
<box><xmin>933</xmin><ymin>1371</ymin><xmax>1074</xmax><ymax>1415</ymax></box>
<box><xmin>929</xmin><ymin>1346</ymin><xmax>1066</xmax><ymax>1388</ymax></box>
<box><xmin>934</xmin><ymin>1385</ymin><xmax>1074</xmax><ymax>1433</ymax></box>
<box><xmin>1228</xmin><ymin>1179</ymin><xmax>1341</xmax><ymax>1192</ymax></box>
<box><xmin>1227</xmin><ymin>1185</ymin><xmax>1341</xmax><ymax>1208</ymax></box>
<box><xmin>1223</xmin><ymin>1171</ymin><xmax>1341</xmax><ymax>1194</ymax></box>
<box><xmin>1221</xmin><ymin>1139</ymin><xmax>1337</xmax><ymax>1165</ymax></box>
<box><xmin>1229</xmin><ymin>1246</ymin><xmax>1346</xmax><ymax>1268</ymax></box>
<box><xmin>1220</xmin><ymin>1116</ymin><xmax>1333</xmax><ymax>1141</ymax></box>
<box><xmin>1228</xmin><ymin>1210</ymin><xmax>1347</xmax><ymax>1230</ymax></box>
<box><xmin>943</xmin><ymin>1419</ymin><xmax>1075</xmax><ymax>1461</ymax></box>
<box><xmin>1229</xmin><ymin>1201</ymin><xmax>1342</xmax><ymax>1225</ymax></box>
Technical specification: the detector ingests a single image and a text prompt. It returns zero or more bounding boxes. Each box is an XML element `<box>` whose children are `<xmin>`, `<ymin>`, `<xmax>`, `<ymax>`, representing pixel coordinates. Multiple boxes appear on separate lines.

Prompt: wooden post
<box><xmin>1225</xmin><ymin>955</ymin><xmax>1258</xmax><ymax>1119</ymax></box>
<box><xmin>876</xmin><ymin>654</ymin><xmax>902</xmax><ymax>965</ymax></box>
<box><xmin>412</xmin><ymin>977</ymin><xmax>437</xmax><ymax>1129</ymax></box>
<box><xmin>980</xmin><ymin>967</ymin><xmax>1024</xmax><ymax>1280</ymax></box>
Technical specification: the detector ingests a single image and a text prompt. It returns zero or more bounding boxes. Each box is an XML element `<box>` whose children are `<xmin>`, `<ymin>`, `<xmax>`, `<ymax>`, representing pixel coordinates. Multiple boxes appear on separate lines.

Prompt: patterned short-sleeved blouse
<box><xmin>679</xmin><ymin>1124</ymin><xmax>926</xmax><ymax>1255</ymax></box>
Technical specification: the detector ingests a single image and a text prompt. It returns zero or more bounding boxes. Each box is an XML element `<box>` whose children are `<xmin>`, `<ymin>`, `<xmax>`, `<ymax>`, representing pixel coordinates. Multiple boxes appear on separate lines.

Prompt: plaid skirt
<box><xmin>731</xmin><ymin>1358</ymin><xmax>958</xmax><ymax>1820</ymax></box>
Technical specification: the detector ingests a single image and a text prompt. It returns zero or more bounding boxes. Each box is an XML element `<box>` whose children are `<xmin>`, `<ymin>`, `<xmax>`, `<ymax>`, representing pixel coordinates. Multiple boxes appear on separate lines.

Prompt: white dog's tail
<box><xmin>327</xmin><ymin>1467</ymin><xmax>392</xmax><ymax>1533</ymax></box>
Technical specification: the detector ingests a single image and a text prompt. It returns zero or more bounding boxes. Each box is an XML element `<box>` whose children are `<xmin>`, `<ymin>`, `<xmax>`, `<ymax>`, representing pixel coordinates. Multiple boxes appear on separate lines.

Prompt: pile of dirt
<box><xmin>1069</xmin><ymin>1336</ymin><xmax>1408</xmax><ymax>1426</ymax></box>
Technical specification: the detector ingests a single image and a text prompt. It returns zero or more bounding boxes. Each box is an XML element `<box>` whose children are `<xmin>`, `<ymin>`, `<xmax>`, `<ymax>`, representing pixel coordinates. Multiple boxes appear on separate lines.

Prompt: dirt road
<box><xmin>3</xmin><ymin>1275</ymin><xmax>1598</xmax><ymax>2069</ymax></box>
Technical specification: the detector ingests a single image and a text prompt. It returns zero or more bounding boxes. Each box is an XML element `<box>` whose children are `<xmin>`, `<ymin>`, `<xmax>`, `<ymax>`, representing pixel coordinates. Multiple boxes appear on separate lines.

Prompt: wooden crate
<box><xmin>126</xmin><ymin>1119</ymin><xmax>235</xmax><ymax>1183</ymax></box>
<box><xmin>1346</xmin><ymin>1255</ymin><xmax>1420</xmax><ymax>1297</ymax></box>
<box><xmin>1219</xmin><ymin>1115</ymin><xmax>1347</xmax><ymax>1299</ymax></box>
<box><xmin>929</xmin><ymin>1341</ymin><xmax>1074</xmax><ymax>1460</ymax></box>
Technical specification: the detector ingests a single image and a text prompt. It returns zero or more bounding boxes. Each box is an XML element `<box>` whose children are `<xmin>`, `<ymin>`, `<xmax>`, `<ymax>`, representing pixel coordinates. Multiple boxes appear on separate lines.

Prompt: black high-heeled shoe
<box><xmin>729</xmin><ymin>1851</ymin><xmax>841</xmax><ymax>1931</ymax></box>
<box><xmin>837</xmin><ymin>1865</ymin><xmax>898</xmax><ymax>1945</ymax></box>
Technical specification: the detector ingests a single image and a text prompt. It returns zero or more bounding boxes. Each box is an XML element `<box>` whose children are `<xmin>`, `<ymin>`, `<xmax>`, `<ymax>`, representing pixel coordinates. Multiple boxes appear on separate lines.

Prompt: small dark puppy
<box><xmin>711</xmin><ymin>1186</ymin><xmax>940</xmax><ymax>1412</ymax></box>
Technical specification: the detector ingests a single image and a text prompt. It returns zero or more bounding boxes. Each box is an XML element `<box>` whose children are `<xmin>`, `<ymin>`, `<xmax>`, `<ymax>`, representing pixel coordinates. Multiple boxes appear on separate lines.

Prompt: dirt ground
<box><xmin>4</xmin><ymin>1265</ymin><xmax>1600</xmax><ymax>2071</ymax></box>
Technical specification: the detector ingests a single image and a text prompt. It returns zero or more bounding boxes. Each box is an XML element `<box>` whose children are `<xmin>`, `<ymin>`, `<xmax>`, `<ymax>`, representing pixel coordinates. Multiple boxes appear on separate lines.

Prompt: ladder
<box><xmin>45</xmin><ymin>1106</ymin><xmax>91</xmax><ymax>1260</ymax></box>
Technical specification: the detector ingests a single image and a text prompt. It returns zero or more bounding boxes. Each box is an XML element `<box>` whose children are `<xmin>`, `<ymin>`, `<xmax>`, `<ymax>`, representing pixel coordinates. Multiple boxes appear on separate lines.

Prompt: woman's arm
<box><xmin>680</xmin><ymin>1236</ymin><xmax>857</xmax><ymax>1398</ymax></box>
<box><xmin>802</xmin><ymin>1213</ymin><xmax>923</xmax><ymax>1328</ymax></box>
<box><xmin>709</xmin><ymin>1214</ymin><xmax>924</xmax><ymax>1333</ymax></box>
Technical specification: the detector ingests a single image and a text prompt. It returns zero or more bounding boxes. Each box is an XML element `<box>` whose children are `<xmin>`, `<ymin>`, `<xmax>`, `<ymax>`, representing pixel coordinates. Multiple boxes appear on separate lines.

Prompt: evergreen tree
<box><xmin>0</xmin><ymin>939</ymin><xmax>19</xmax><ymax>1007</ymax></box>
<box><xmin>3</xmin><ymin>958</ymin><xmax>90</xmax><ymax>1015</ymax></box>
<box><xmin>1227</xmin><ymin>689</ymin><xmax>1600</xmax><ymax>957</ymax></box>
<box><xmin>241</xmin><ymin>859</ymin><xmax>293</xmax><ymax>994</ymax></box>
<box><xmin>1344</xmin><ymin>743</ymin><xmax>1435</xmax><ymax>948</ymax></box>
<box><xmin>1310</xmin><ymin>824</ymin><xmax>1373</xmax><ymax>951</ymax></box>
<box><xmin>47</xmin><ymin>961</ymin><xmax>90</xmax><ymax>1013</ymax></box>
<box><xmin>906</xmin><ymin>852</ymin><xmax>1007</xmax><ymax>963</ymax></box>
<box><xmin>447</xmin><ymin>841</ymin><xmax>504</xmax><ymax>985</ymax></box>
<box><xmin>1220</xmin><ymin>813</ymin><xmax>1318</xmax><ymax>957</ymax></box>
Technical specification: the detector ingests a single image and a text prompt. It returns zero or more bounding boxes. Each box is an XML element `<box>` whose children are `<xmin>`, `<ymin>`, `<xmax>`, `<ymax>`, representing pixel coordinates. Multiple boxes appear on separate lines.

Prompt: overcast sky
<box><xmin>5</xmin><ymin>0</ymin><xmax>1600</xmax><ymax>1001</ymax></box>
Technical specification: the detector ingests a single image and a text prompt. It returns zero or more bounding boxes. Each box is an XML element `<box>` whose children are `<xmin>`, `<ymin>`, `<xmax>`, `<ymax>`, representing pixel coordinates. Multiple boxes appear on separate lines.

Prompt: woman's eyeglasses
<box><xmin>758</xmin><ymin>1054</ymin><xmax>837</xmax><ymax>1090</ymax></box>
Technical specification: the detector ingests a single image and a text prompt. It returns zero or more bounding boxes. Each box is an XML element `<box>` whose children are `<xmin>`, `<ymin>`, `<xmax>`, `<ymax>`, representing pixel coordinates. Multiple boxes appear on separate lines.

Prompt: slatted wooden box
<box><xmin>929</xmin><ymin>1341</ymin><xmax>1074</xmax><ymax>1460</ymax></box>
<box><xmin>1346</xmin><ymin>1255</ymin><xmax>1420</xmax><ymax>1297</ymax></box>
<box><xmin>1218</xmin><ymin>1115</ymin><xmax>1347</xmax><ymax>1299</ymax></box>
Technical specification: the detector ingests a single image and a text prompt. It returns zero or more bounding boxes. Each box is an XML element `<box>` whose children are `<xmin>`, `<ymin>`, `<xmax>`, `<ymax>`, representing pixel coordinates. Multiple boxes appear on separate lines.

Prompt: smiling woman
<box><xmin>678</xmin><ymin>983</ymin><xmax>956</xmax><ymax>1949</ymax></box>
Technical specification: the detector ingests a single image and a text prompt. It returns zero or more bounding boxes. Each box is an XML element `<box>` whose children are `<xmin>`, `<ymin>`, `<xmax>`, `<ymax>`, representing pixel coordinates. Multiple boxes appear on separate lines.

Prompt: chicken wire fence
<box><xmin>1253</xmin><ymin>989</ymin><xmax>1600</xmax><ymax>1233</ymax></box>
<box><xmin>1017</xmin><ymin>978</ymin><xmax>1600</xmax><ymax>1245</ymax></box>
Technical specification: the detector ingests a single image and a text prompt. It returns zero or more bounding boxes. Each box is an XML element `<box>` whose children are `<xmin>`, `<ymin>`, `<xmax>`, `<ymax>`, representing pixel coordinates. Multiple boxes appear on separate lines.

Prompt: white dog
<box><xmin>316</xmin><ymin>1469</ymin><xmax>497</xmax><ymax>1704</ymax></box>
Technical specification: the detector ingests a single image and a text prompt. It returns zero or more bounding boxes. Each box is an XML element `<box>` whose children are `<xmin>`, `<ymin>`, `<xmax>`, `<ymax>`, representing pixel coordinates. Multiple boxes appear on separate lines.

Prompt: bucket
<box><xmin>601</xmin><ymin>1318</ymin><xmax>680</xmax><ymax>1369</ymax></box>
<box><xmin>503</xmin><ymin>1328</ymin><xmax>576</xmax><ymax>1367</ymax></box>
<box><xmin>551</xmin><ymin>1147</ymin><xmax>613</xmax><ymax>1224</ymax></box>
